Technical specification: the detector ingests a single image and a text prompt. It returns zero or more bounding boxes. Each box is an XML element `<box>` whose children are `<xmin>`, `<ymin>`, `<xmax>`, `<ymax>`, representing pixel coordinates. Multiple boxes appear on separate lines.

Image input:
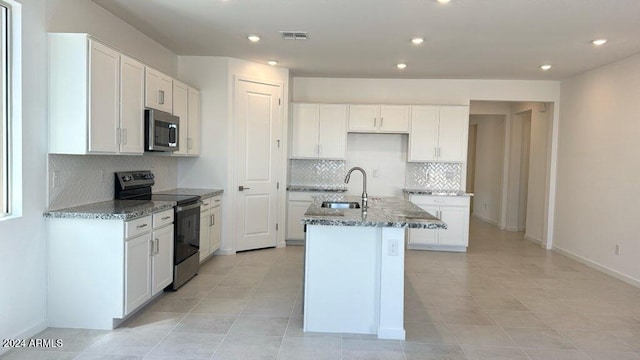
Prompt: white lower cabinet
<box><xmin>49</xmin><ymin>208</ymin><xmax>174</xmax><ymax>330</ymax></box>
<box><xmin>407</xmin><ymin>195</ymin><xmax>470</xmax><ymax>252</ymax></box>
<box><xmin>151</xmin><ymin>223</ymin><xmax>174</xmax><ymax>295</ymax></box>
<box><xmin>287</xmin><ymin>192</ymin><xmax>322</xmax><ymax>241</ymax></box>
<box><xmin>124</xmin><ymin>232</ymin><xmax>152</xmax><ymax>315</ymax></box>
<box><xmin>200</xmin><ymin>195</ymin><xmax>222</xmax><ymax>263</ymax></box>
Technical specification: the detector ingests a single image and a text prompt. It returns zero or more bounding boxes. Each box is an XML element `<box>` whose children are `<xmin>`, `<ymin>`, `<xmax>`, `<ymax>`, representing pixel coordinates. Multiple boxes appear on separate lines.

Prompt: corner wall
<box><xmin>0</xmin><ymin>0</ymin><xmax>48</xmax><ymax>348</ymax></box>
<box><xmin>555</xmin><ymin>53</ymin><xmax>640</xmax><ymax>285</ymax></box>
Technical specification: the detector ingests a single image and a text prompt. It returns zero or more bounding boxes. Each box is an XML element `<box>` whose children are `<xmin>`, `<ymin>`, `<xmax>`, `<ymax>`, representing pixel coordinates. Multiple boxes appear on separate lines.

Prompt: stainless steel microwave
<box><xmin>145</xmin><ymin>109</ymin><xmax>179</xmax><ymax>152</ymax></box>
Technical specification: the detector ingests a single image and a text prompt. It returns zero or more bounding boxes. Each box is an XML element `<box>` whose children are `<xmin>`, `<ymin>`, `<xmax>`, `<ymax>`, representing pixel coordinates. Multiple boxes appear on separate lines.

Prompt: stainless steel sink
<box><xmin>321</xmin><ymin>201</ymin><xmax>361</xmax><ymax>209</ymax></box>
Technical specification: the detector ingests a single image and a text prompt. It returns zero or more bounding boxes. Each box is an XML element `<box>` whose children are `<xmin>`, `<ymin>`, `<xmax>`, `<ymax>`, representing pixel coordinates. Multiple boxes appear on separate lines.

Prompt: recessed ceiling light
<box><xmin>411</xmin><ymin>37</ymin><xmax>424</xmax><ymax>45</ymax></box>
<box><xmin>437</xmin><ymin>0</ymin><xmax>451</xmax><ymax>3</ymax></box>
<box><xmin>397</xmin><ymin>63</ymin><xmax>407</xmax><ymax>69</ymax></box>
<box><xmin>592</xmin><ymin>39</ymin><xmax>607</xmax><ymax>46</ymax></box>
<box><xmin>267</xmin><ymin>60</ymin><xmax>278</xmax><ymax>66</ymax></box>
<box><xmin>540</xmin><ymin>64</ymin><xmax>552</xmax><ymax>71</ymax></box>
<box><xmin>247</xmin><ymin>35</ymin><xmax>260</xmax><ymax>42</ymax></box>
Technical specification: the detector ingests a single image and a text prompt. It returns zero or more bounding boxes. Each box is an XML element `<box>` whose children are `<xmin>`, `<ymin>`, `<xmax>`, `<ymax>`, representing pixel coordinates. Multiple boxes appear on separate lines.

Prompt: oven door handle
<box><xmin>175</xmin><ymin>201</ymin><xmax>203</xmax><ymax>213</ymax></box>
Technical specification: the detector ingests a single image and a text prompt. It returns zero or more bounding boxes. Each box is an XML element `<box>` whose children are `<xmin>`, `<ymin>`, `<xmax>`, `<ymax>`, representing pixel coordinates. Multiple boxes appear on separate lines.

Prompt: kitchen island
<box><xmin>301</xmin><ymin>195</ymin><xmax>445</xmax><ymax>340</ymax></box>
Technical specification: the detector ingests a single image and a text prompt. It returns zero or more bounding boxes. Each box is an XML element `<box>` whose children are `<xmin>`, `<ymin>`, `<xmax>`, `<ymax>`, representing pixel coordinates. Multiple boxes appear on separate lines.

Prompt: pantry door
<box><xmin>235</xmin><ymin>79</ymin><xmax>282</xmax><ymax>252</ymax></box>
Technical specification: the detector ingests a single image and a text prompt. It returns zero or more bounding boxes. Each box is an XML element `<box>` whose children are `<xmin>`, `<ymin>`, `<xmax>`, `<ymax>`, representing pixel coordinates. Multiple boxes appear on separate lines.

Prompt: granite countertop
<box><xmin>302</xmin><ymin>195</ymin><xmax>446</xmax><ymax>229</ymax></box>
<box><xmin>403</xmin><ymin>189</ymin><xmax>473</xmax><ymax>197</ymax></box>
<box><xmin>44</xmin><ymin>200</ymin><xmax>176</xmax><ymax>221</ymax></box>
<box><xmin>155</xmin><ymin>188</ymin><xmax>224</xmax><ymax>198</ymax></box>
<box><xmin>287</xmin><ymin>185</ymin><xmax>348</xmax><ymax>193</ymax></box>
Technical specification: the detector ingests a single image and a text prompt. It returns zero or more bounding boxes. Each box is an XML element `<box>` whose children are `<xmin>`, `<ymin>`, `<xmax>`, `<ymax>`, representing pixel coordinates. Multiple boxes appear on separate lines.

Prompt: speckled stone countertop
<box><xmin>302</xmin><ymin>195</ymin><xmax>446</xmax><ymax>229</ymax></box>
<box><xmin>403</xmin><ymin>189</ymin><xmax>473</xmax><ymax>197</ymax></box>
<box><xmin>287</xmin><ymin>185</ymin><xmax>348</xmax><ymax>193</ymax></box>
<box><xmin>44</xmin><ymin>200</ymin><xmax>176</xmax><ymax>221</ymax></box>
<box><xmin>155</xmin><ymin>188</ymin><xmax>224</xmax><ymax>198</ymax></box>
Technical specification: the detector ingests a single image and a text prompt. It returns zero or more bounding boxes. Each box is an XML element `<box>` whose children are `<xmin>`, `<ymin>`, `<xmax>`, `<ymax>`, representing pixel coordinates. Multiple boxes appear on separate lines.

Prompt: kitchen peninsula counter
<box><xmin>302</xmin><ymin>195</ymin><xmax>445</xmax><ymax>229</ymax></box>
<box><xmin>301</xmin><ymin>195</ymin><xmax>444</xmax><ymax>341</ymax></box>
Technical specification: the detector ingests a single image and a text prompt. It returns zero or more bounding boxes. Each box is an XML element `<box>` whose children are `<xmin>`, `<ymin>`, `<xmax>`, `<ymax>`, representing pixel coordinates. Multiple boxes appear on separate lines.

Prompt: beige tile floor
<box><xmin>3</xmin><ymin>218</ymin><xmax>640</xmax><ymax>359</ymax></box>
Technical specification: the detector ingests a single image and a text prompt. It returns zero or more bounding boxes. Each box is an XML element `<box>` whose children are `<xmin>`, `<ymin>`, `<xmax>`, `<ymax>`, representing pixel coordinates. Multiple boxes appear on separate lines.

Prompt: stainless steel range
<box><xmin>115</xmin><ymin>170</ymin><xmax>201</xmax><ymax>290</ymax></box>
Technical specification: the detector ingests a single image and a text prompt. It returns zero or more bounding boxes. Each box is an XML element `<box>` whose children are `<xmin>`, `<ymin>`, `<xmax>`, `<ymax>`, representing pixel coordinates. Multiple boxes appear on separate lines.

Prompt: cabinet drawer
<box><xmin>153</xmin><ymin>209</ymin><xmax>174</xmax><ymax>229</ymax></box>
<box><xmin>125</xmin><ymin>216</ymin><xmax>152</xmax><ymax>239</ymax></box>
<box><xmin>210</xmin><ymin>195</ymin><xmax>222</xmax><ymax>208</ymax></box>
<box><xmin>200</xmin><ymin>198</ymin><xmax>211</xmax><ymax>212</ymax></box>
<box><xmin>410</xmin><ymin>195</ymin><xmax>469</xmax><ymax>207</ymax></box>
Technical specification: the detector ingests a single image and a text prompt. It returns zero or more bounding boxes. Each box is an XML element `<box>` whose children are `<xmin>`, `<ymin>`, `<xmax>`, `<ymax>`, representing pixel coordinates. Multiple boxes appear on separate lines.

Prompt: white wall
<box><xmin>46</xmin><ymin>0</ymin><xmax>177</xmax><ymax>76</ymax></box>
<box><xmin>469</xmin><ymin>115</ymin><xmax>504</xmax><ymax>224</ymax></box>
<box><xmin>556</xmin><ymin>53</ymin><xmax>640</xmax><ymax>285</ymax></box>
<box><xmin>0</xmin><ymin>0</ymin><xmax>48</xmax><ymax>348</ymax></box>
<box><xmin>346</xmin><ymin>133</ymin><xmax>407</xmax><ymax>197</ymax></box>
<box><xmin>512</xmin><ymin>102</ymin><xmax>551</xmax><ymax>243</ymax></box>
<box><xmin>178</xmin><ymin>56</ymin><xmax>289</xmax><ymax>254</ymax></box>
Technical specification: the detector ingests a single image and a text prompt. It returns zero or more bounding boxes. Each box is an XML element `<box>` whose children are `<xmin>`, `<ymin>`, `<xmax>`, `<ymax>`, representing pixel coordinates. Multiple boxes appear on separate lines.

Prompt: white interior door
<box><xmin>235</xmin><ymin>80</ymin><xmax>281</xmax><ymax>252</ymax></box>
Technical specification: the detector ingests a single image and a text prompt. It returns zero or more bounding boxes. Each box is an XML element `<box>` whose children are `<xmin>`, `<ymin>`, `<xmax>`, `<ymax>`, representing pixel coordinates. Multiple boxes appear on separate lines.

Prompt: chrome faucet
<box><xmin>345</xmin><ymin>167</ymin><xmax>368</xmax><ymax>209</ymax></box>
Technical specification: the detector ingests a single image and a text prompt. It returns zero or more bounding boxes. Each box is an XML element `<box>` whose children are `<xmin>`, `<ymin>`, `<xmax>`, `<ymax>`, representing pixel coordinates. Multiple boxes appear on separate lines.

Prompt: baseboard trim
<box><xmin>472</xmin><ymin>213</ymin><xmax>498</xmax><ymax>225</ymax></box>
<box><xmin>0</xmin><ymin>320</ymin><xmax>48</xmax><ymax>355</ymax></box>
<box><xmin>524</xmin><ymin>234</ymin><xmax>543</xmax><ymax>244</ymax></box>
<box><xmin>215</xmin><ymin>248</ymin><xmax>235</xmax><ymax>255</ymax></box>
<box><xmin>504</xmin><ymin>225</ymin><xmax>520</xmax><ymax>232</ymax></box>
<box><xmin>553</xmin><ymin>245</ymin><xmax>640</xmax><ymax>289</ymax></box>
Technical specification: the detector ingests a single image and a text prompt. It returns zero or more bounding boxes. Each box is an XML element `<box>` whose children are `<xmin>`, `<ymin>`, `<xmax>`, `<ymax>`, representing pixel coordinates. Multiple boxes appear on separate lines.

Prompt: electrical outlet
<box><xmin>445</xmin><ymin>171</ymin><xmax>455</xmax><ymax>180</ymax></box>
<box><xmin>615</xmin><ymin>244</ymin><xmax>620</xmax><ymax>256</ymax></box>
<box><xmin>388</xmin><ymin>239</ymin><xmax>399</xmax><ymax>256</ymax></box>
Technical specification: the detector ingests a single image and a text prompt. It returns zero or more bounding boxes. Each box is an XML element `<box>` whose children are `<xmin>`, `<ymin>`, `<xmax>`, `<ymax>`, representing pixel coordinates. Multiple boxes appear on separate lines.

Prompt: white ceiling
<box><xmin>91</xmin><ymin>0</ymin><xmax>640</xmax><ymax>80</ymax></box>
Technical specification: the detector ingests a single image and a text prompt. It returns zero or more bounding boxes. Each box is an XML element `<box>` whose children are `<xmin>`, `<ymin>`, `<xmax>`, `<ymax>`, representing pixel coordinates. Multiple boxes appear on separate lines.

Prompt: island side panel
<box><xmin>303</xmin><ymin>225</ymin><xmax>381</xmax><ymax>335</ymax></box>
<box><xmin>378</xmin><ymin>227</ymin><xmax>406</xmax><ymax>340</ymax></box>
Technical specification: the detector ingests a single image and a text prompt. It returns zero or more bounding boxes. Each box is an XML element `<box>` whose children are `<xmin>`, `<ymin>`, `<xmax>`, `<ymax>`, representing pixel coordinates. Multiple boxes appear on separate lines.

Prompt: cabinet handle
<box><xmin>373</xmin><ymin>118</ymin><xmax>377</xmax><ymax>128</ymax></box>
<box><xmin>136</xmin><ymin>224</ymin><xmax>148</xmax><ymax>229</ymax></box>
<box><xmin>210</xmin><ymin>214</ymin><xmax>215</xmax><ymax>226</ymax></box>
<box><xmin>318</xmin><ymin>144</ymin><xmax>322</xmax><ymax>155</ymax></box>
<box><xmin>155</xmin><ymin>238</ymin><xmax>160</xmax><ymax>255</ymax></box>
<box><xmin>116</xmin><ymin>127</ymin><xmax>121</xmax><ymax>145</ymax></box>
<box><xmin>380</xmin><ymin>117</ymin><xmax>384</xmax><ymax>128</ymax></box>
<box><xmin>161</xmin><ymin>216</ymin><xmax>171</xmax><ymax>220</ymax></box>
<box><xmin>159</xmin><ymin>90</ymin><xmax>165</xmax><ymax>105</ymax></box>
<box><xmin>150</xmin><ymin>239</ymin><xmax>155</xmax><ymax>256</ymax></box>
<box><xmin>434</xmin><ymin>148</ymin><xmax>438</xmax><ymax>158</ymax></box>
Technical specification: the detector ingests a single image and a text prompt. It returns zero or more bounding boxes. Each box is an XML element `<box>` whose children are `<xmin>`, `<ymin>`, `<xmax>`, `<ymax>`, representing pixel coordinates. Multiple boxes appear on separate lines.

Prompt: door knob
<box><xmin>238</xmin><ymin>186</ymin><xmax>251</xmax><ymax>191</ymax></box>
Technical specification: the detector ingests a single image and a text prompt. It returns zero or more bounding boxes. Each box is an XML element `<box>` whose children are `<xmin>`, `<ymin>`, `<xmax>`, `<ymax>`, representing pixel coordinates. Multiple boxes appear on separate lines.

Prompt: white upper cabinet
<box><xmin>172</xmin><ymin>81</ymin><xmax>189</xmax><ymax>156</ymax></box>
<box><xmin>88</xmin><ymin>41</ymin><xmax>120</xmax><ymax>153</ymax></box>
<box><xmin>187</xmin><ymin>87</ymin><xmax>202</xmax><ymax>156</ymax></box>
<box><xmin>291</xmin><ymin>103</ymin><xmax>347</xmax><ymax>159</ymax></box>
<box><xmin>348</xmin><ymin>105</ymin><xmax>410</xmax><ymax>133</ymax></box>
<box><xmin>49</xmin><ymin>34</ymin><xmax>144</xmax><ymax>155</ymax></box>
<box><xmin>172</xmin><ymin>83</ymin><xmax>201</xmax><ymax>157</ymax></box>
<box><xmin>145</xmin><ymin>67</ymin><xmax>173</xmax><ymax>113</ymax></box>
<box><xmin>119</xmin><ymin>55</ymin><xmax>145</xmax><ymax>154</ymax></box>
<box><xmin>409</xmin><ymin>105</ymin><xmax>469</xmax><ymax>162</ymax></box>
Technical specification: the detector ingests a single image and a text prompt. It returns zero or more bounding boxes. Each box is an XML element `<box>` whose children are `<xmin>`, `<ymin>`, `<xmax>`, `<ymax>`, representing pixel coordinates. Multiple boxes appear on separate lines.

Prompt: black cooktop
<box><xmin>114</xmin><ymin>170</ymin><xmax>200</xmax><ymax>206</ymax></box>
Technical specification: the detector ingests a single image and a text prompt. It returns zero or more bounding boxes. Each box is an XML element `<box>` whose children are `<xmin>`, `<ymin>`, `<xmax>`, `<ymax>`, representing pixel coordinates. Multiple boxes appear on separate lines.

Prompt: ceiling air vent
<box><xmin>280</xmin><ymin>31</ymin><xmax>309</xmax><ymax>40</ymax></box>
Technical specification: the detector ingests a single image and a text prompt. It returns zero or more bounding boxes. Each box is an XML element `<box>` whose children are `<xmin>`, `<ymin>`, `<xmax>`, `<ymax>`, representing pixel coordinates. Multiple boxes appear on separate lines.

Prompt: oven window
<box><xmin>174</xmin><ymin>205</ymin><xmax>200</xmax><ymax>264</ymax></box>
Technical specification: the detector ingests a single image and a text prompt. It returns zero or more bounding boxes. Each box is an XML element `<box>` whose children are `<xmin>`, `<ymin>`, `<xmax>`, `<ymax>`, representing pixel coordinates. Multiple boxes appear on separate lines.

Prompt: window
<box><xmin>0</xmin><ymin>0</ymin><xmax>18</xmax><ymax>219</ymax></box>
<box><xmin>0</xmin><ymin>3</ymin><xmax>8</xmax><ymax>215</ymax></box>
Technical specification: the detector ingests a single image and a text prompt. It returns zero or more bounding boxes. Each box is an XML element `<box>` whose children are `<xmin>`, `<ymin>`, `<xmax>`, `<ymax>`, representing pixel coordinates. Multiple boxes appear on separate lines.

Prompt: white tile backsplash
<box><xmin>48</xmin><ymin>154</ymin><xmax>179</xmax><ymax>209</ymax></box>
